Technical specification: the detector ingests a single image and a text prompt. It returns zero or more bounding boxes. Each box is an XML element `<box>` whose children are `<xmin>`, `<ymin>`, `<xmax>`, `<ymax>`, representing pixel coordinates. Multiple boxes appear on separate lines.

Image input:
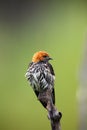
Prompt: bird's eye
<box><xmin>43</xmin><ymin>55</ymin><xmax>47</xmax><ymax>58</ymax></box>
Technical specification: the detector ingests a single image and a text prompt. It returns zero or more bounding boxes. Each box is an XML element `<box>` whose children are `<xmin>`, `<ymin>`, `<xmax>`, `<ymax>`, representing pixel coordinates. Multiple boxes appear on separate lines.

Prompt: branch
<box><xmin>38</xmin><ymin>89</ymin><xmax>62</xmax><ymax>130</ymax></box>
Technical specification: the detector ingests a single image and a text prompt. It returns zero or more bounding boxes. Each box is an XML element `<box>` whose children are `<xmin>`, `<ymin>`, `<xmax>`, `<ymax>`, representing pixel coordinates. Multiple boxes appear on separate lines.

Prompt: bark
<box><xmin>38</xmin><ymin>88</ymin><xmax>62</xmax><ymax>130</ymax></box>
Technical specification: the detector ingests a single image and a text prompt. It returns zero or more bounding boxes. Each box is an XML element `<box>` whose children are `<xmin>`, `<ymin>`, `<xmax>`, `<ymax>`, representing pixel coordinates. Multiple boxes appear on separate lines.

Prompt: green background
<box><xmin>0</xmin><ymin>1</ymin><xmax>87</xmax><ymax>130</ymax></box>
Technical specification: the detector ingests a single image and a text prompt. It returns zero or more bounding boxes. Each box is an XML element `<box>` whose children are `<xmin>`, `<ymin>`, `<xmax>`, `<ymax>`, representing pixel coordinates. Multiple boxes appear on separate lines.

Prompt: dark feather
<box><xmin>47</xmin><ymin>62</ymin><xmax>55</xmax><ymax>76</ymax></box>
<box><xmin>47</xmin><ymin>62</ymin><xmax>55</xmax><ymax>105</ymax></box>
<box><xmin>52</xmin><ymin>88</ymin><xmax>55</xmax><ymax>105</ymax></box>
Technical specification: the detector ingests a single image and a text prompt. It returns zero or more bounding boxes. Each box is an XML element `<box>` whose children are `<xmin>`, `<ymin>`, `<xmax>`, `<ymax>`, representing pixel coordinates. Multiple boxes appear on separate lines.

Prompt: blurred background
<box><xmin>0</xmin><ymin>1</ymin><xmax>87</xmax><ymax>130</ymax></box>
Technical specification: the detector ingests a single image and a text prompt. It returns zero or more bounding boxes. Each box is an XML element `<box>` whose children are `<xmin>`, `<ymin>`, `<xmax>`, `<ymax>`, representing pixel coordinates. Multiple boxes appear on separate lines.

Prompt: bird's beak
<box><xmin>48</xmin><ymin>57</ymin><xmax>53</xmax><ymax>60</ymax></box>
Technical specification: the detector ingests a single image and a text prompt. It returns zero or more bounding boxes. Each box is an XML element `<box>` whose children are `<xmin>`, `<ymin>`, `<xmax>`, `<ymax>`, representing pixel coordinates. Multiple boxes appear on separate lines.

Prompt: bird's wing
<box><xmin>46</xmin><ymin>62</ymin><xmax>55</xmax><ymax>105</ymax></box>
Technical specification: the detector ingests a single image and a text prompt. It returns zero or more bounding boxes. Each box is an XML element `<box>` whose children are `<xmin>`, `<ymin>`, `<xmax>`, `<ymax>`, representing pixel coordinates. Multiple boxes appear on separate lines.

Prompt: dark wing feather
<box><xmin>47</xmin><ymin>62</ymin><xmax>55</xmax><ymax>76</ymax></box>
<box><xmin>47</xmin><ymin>62</ymin><xmax>55</xmax><ymax>105</ymax></box>
<box><xmin>52</xmin><ymin>88</ymin><xmax>55</xmax><ymax>105</ymax></box>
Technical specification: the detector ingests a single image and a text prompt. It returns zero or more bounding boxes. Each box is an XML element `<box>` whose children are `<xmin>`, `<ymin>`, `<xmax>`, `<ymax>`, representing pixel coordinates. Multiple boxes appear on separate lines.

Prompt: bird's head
<box><xmin>32</xmin><ymin>51</ymin><xmax>52</xmax><ymax>63</ymax></box>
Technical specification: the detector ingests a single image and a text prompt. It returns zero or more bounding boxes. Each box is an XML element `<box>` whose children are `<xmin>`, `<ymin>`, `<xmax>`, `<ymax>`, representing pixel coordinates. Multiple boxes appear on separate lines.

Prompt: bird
<box><xmin>25</xmin><ymin>51</ymin><xmax>55</xmax><ymax>109</ymax></box>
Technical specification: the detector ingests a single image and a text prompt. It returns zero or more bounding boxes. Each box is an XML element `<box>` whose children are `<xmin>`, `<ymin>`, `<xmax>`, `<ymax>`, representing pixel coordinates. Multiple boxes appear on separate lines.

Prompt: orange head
<box><xmin>32</xmin><ymin>51</ymin><xmax>52</xmax><ymax>63</ymax></box>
